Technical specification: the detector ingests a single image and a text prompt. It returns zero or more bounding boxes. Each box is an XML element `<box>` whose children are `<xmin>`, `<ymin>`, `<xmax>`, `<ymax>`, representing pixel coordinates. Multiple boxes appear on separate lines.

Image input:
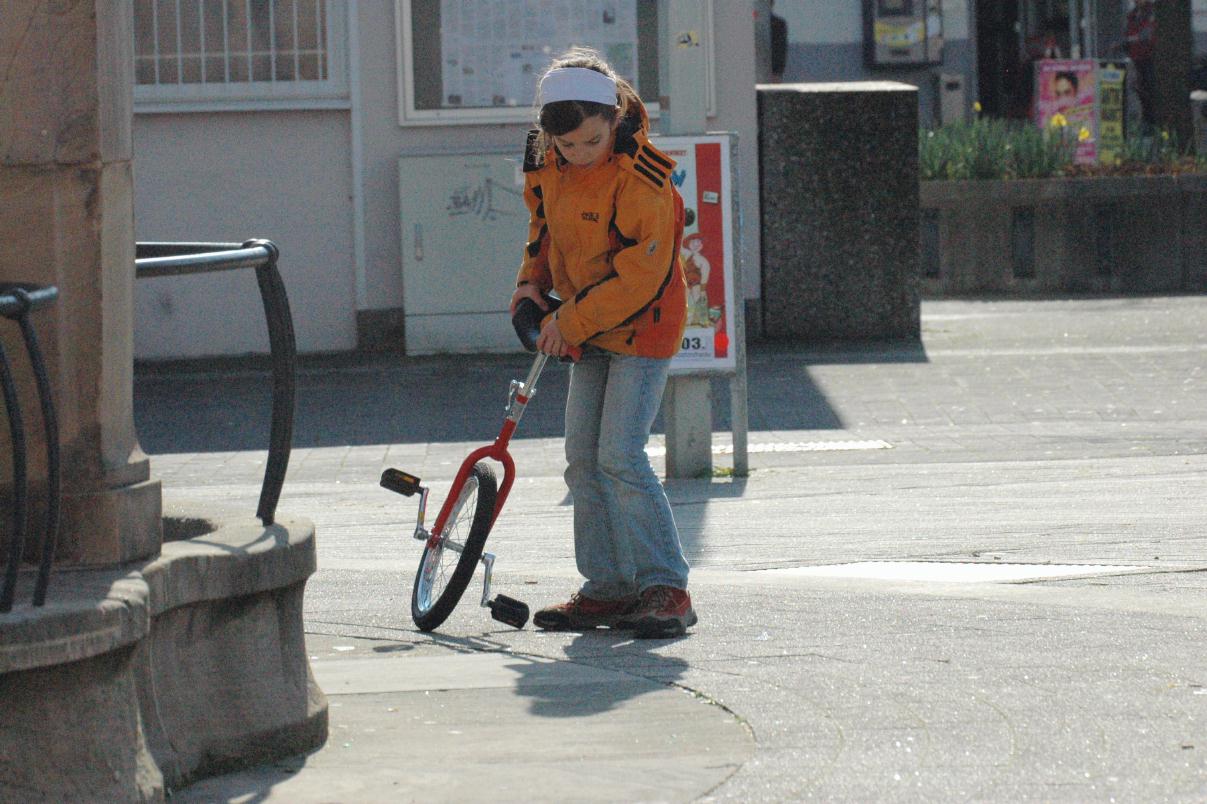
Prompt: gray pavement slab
<box><xmin>176</xmin><ymin>640</ymin><xmax>752</xmax><ymax>804</ymax></box>
<box><xmin>136</xmin><ymin>297</ymin><xmax>1207</xmax><ymax>802</ymax></box>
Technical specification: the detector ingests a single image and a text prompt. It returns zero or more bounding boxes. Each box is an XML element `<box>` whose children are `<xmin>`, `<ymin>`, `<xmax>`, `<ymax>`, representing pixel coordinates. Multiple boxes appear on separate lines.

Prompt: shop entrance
<box><xmin>976</xmin><ymin>0</ymin><xmax>1119</xmax><ymax>119</ymax></box>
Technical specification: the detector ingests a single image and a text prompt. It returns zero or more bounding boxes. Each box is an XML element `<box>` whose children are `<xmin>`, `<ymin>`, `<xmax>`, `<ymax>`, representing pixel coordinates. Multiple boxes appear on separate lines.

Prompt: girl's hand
<box><xmin>536</xmin><ymin>317</ymin><xmax>570</xmax><ymax>357</ymax></box>
<box><xmin>509</xmin><ymin>284</ymin><xmax>549</xmax><ymax>316</ymax></box>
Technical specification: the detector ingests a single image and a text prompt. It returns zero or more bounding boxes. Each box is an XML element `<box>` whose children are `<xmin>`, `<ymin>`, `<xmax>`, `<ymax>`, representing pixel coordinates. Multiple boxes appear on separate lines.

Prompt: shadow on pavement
<box><xmin>509</xmin><ymin>631</ymin><xmax>689</xmax><ymax>718</ymax></box>
<box><xmin>351</xmin><ymin>629</ymin><xmax>690</xmax><ymax>719</ymax></box>
<box><xmin>134</xmin><ymin>340</ymin><xmax>927</xmax><ymax>454</ymax></box>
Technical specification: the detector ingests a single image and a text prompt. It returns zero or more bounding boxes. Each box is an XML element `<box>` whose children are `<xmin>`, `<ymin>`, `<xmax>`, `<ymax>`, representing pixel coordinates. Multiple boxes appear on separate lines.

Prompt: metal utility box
<box><xmin>935</xmin><ymin>72</ymin><xmax>967</xmax><ymax>124</ymax></box>
<box><xmin>864</xmin><ymin>0</ymin><xmax>944</xmax><ymax>67</ymax></box>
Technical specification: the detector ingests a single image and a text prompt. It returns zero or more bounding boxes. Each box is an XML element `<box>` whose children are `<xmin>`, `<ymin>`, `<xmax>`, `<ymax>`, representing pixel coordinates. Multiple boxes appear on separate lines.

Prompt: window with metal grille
<box><xmin>134</xmin><ymin>0</ymin><xmax>348</xmax><ymax>111</ymax></box>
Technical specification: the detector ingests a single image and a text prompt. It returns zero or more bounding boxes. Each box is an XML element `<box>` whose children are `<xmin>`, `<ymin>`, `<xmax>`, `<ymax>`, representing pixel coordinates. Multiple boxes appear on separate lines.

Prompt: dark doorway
<box><xmin>976</xmin><ymin>0</ymin><xmax>1024</xmax><ymax>117</ymax></box>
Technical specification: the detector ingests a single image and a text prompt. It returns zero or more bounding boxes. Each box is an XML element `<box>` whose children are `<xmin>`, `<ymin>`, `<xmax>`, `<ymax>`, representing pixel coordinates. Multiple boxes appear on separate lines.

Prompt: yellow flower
<box><xmin>1161</xmin><ymin>130</ymin><xmax>1171</xmax><ymax>141</ymax></box>
<box><xmin>973</xmin><ymin>101</ymin><xmax>983</xmax><ymax>114</ymax></box>
<box><xmin>1078</xmin><ymin>127</ymin><xmax>1091</xmax><ymax>142</ymax></box>
<box><xmin>1049</xmin><ymin>113</ymin><xmax>1068</xmax><ymax>128</ymax></box>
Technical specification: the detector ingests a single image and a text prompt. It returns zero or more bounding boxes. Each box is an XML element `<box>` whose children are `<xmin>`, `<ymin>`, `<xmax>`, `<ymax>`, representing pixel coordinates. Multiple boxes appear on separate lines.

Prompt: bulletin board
<box><xmin>395</xmin><ymin>0</ymin><xmax>715</xmax><ymax>125</ymax></box>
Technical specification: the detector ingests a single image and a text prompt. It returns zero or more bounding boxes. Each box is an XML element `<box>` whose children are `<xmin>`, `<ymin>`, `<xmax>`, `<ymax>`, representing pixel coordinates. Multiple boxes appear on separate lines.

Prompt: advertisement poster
<box><xmin>1097</xmin><ymin>63</ymin><xmax>1126</xmax><ymax>165</ymax></box>
<box><xmin>1034</xmin><ymin>59</ymin><xmax>1098</xmax><ymax>165</ymax></box>
<box><xmin>655</xmin><ymin>135</ymin><xmax>737</xmax><ymax>374</ymax></box>
<box><xmin>874</xmin><ymin>19</ymin><xmax>925</xmax><ymax>49</ymax></box>
<box><xmin>439</xmin><ymin>0</ymin><xmax>637</xmax><ymax>108</ymax></box>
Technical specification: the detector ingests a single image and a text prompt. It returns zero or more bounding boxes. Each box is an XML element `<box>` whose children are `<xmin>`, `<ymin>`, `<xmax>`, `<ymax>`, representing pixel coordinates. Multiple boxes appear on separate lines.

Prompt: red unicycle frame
<box><xmin>380</xmin><ymin>297</ymin><xmax>578</xmax><ymax>632</ymax></box>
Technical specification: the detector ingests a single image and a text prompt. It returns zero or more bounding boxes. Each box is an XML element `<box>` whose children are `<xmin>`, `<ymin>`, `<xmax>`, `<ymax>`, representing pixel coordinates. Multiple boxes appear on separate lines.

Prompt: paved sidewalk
<box><xmin>139</xmin><ymin>296</ymin><xmax>1207</xmax><ymax>802</ymax></box>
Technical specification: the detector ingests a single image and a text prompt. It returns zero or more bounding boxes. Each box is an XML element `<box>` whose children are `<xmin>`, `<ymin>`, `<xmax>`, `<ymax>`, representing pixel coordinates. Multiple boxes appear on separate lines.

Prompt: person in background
<box><xmin>1191</xmin><ymin>54</ymin><xmax>1207</xmax><ymax>92</ymax></box>
<box><xmin>1022</xmin><ymin>17</ymin><xmax>1069</xmax><ymax>117</ymax></box>
<box><xmin>1124</xmin><ymin>0</ymin><xmax>1157</xmax><ymax>128</ymax></box>
<box><xmin>769</xmin><ymin>0</ymin><xmax>788</xmax><ymax>83</ymax></box>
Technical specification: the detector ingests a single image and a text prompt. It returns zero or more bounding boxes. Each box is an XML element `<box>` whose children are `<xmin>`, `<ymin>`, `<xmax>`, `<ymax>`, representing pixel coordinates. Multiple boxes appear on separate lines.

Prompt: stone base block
<box><xmin>60</xmin><ymin>477</ymin><xmax>163</xmax><ymax>565</ymax></box>
<box><xmin>0</xmin><ymin>572</ymin><xmax>160</xmax><ymax>801</ymax></box>
<box><xmin>758</xmin><ymin>83</ymin><xmax>921</xmax><ymax>342</ymax></box>
<box><xmin>0</xmin><ymin>503</ymin><xmax>327</xmax><ymax>800</ymax></box>
<box><xmin>140</xmin><ymin>501</ymin><xmax>327</xmax><ymax>789</ymax></box>
<box><xmin>0</xmin><ymin>645</ymin><xmax>163</xmax><ymax>802</ymax></box>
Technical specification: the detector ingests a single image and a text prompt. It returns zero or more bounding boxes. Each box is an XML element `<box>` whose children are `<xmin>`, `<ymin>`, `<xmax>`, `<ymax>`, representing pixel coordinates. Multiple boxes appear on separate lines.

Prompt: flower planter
<box><xmin>920</xmin><ymin>174</ymin><xmax>1207</xmax><ymax>295</ymax></box>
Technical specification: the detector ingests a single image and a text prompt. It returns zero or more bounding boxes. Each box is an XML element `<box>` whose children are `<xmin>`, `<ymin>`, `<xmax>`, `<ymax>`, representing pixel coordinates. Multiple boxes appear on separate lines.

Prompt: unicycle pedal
<box><xmin>380</xmin><ymin>468</ymin><xmax>422</xmax><ymax>497</ymax></box>
<box><xmin>488</xmin><ymin>594</ymin><xmax>530</xmax><ymax>629</ymax></box>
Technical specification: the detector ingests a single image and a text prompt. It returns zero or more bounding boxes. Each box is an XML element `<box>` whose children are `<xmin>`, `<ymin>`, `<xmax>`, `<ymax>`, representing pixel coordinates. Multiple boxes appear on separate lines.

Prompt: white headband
<box><xmin>539</xmin><ymin>67</ymin><xmax>618</xmax><ymax>107</ymax></box>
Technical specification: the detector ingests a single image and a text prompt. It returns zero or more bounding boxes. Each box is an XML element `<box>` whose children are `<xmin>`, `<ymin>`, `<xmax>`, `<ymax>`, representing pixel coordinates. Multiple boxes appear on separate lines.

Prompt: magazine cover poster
<box><xmin>1034</xmin><ymin>59</ymin><xmax>1098</xmax><ymax>165</ymax></box>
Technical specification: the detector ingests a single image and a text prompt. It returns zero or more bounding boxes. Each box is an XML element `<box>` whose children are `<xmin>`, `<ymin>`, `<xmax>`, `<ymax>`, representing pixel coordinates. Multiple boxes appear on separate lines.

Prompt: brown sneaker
<box><xmin>624</xmin><ymin>586</ymin><xmax>697</xmax><ymax>639</ymax></box>
<box><xmin>532</xmin><ymin>592</ymin><xmax>639</xmax><ymax>631</ymax></box>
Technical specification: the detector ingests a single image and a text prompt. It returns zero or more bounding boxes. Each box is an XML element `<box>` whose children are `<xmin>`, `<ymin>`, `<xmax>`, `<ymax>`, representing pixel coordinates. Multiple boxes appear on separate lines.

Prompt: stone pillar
<box><xmin>757</xmin><ymin>83</ymin><xmax>921</xmax><ymax>342</ymax></box>
<box><xmin>0</xmin><ymin>9</ymin><xmax>324</xmax><ymax>800</ymax></box>
<box><xmin>0</xmin><ymin>2</ymin><xmax>161</xmax><ymax>565</ymax></box>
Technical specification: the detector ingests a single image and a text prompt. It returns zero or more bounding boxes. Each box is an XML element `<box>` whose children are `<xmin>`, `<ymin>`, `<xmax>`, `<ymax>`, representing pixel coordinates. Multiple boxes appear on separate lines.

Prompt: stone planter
<box><xmin>0</xmin><ymin>502</ymin><xmax>326</xmax><ymax>801</ymax></box>
<box><xmin>920</xmin><ymin>174</ymin><xmax>1207</xmax><ymax>295</ymax></box>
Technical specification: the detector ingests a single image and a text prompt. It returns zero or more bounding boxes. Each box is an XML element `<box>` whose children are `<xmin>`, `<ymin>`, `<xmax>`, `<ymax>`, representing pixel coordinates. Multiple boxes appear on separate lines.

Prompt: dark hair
<box><xmin>534</xmin><ymin>48</ymin><xmax>641</xmax><ymax>165</ymax></box>
<box><xmin>1055</xmin><ymin>71</ymin><xmax>1079</xmax><ymax>91</ymax></box>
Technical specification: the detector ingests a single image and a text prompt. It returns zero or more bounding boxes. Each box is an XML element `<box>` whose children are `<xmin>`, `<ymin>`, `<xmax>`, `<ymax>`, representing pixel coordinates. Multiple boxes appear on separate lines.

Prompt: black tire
<box><xmin>411</xmin><ymin>462</ymin><xmax>497</xmax><ymax>631</ymax></box>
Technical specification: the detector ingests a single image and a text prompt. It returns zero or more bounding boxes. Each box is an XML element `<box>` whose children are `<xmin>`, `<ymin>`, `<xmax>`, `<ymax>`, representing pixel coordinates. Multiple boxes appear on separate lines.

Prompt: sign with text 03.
<box><xmin>655</xmin><ymin>135</ymin><xmax>736</xmax><ymax>374</ymax></box>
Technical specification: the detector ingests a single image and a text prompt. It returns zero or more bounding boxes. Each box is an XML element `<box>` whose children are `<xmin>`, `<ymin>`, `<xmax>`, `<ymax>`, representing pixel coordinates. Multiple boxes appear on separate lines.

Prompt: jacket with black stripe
<box><xmin>515</xmin><ymin>107</ymin><xmax>687</xmax><ymax>359</ymax></box>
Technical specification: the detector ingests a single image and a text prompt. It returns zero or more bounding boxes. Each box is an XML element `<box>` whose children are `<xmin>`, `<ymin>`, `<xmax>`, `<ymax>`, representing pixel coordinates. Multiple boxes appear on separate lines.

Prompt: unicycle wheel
<box><xmin>411</xmin><ymin>462</ymin><xmax>497</xmax><ymax>632</ymax></box>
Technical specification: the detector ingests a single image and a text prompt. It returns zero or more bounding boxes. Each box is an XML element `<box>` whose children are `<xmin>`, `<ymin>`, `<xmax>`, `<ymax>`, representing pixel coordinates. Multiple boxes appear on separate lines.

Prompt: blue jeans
<box><xmin>564</xmin><ymin>351</ymin><xmax>690</xmax><ymax>599</ymax></box>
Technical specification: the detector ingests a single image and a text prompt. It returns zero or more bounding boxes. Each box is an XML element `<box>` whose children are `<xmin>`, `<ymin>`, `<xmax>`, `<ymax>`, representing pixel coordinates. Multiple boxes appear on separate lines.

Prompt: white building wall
<box><xmin>132</xmin><ymin>111</ymin><xmax>356</xmax><ymax>357</ymax></box>
<box><xmin>132</xmin><ymin>3</ymin><xmax>763</xmax><ymax>358</ymax></box>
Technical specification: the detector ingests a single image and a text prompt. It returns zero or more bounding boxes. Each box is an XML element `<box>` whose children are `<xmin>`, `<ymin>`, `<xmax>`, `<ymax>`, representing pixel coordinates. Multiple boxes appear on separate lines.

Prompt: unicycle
<box><xmin>380</xmin><ymin>296</ymin><xmax>579</xmax><ymax>632</ymax></box>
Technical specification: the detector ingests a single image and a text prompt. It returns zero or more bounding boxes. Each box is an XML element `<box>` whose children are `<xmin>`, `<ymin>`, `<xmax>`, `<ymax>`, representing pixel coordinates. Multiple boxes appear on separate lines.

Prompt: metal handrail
<box><xmin>0</xmin><ymin>283</ymin><xmax>60</xmax><ymax>612</ymax></box>
<box><xmin>135</xmin><ymin>240</ymin><xmax>296</xmax><ymax>526</ymax></box>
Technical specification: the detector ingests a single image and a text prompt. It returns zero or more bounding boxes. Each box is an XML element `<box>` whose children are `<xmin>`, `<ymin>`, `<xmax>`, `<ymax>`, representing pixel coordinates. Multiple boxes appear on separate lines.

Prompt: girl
<box><xmin>509</xmin><ymin>49</ymin><xmax>695</xmax><ymax>639</ymax></box>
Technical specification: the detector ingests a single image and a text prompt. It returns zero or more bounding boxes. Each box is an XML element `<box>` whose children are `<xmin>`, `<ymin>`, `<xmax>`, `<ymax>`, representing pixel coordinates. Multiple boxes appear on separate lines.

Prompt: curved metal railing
<box><xmin>135</xmin><ymin>240</ymin><xmax>296</xmax><ymax>527</ymax></box>
<box><xmin>0</xmin><ymin>283</ymin><xmax>60</xmax><ymax>612</ymax></box>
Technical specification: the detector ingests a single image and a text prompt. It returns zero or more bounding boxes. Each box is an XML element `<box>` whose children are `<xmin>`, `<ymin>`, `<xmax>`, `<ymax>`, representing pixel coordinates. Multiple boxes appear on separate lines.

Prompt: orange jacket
<box><xmin>516</xmin><ymin>110</ymin><xmax>687</xmax><ymax>359</ymax></box>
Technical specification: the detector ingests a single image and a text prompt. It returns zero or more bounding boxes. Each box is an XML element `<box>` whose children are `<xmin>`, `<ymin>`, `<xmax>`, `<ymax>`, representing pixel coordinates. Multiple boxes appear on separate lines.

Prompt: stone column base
<box><xmin>0</xmin><ymin>504</ymin><xmax>327</xmax><ymax>801</ymax></box>
<box><xmin>60</xmin><ymin>477</ymin><xmax>164</xmax><ymax>565</ymax></box>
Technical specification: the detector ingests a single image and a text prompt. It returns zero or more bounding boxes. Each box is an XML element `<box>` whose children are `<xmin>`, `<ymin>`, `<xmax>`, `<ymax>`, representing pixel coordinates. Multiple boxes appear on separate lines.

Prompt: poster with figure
<box><xmin>655</xmin><ymin>135</ymin><xmax>737</xmax><ymax>374</ymax></box>
<box><xmin>439</xmin><ymin>0</ymin><xmax>637</xmax><ymax>109</ymax></box>
<box><xmin>1034</xmin><ymin>59</ymin><xmax>1098</xmax><ymax>165</ymax></box>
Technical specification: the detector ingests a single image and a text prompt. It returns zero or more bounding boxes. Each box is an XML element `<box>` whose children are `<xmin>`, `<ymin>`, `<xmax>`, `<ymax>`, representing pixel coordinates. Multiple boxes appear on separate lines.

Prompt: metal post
<box><xmin>728</xmin><ymin>135</ymin><xmax>750</xmax><ymax>478</ymax></box>
<box><xmin>658</xmin><ymin>0</ymin><xmax>712</xmax><ymax>479</ymax></box>
<box><xmin>1083</xmin><ymin>0</ymin><xmax>1096</xmax><ymax>58</ymax></box>
<box><xmin>0</xmin><ymin>341</ymin><xmax>27</xmax><ymax>613</ymax></box>
<box><xmin>1068</xmin><ymin>0</ymin><xmax>1081</xmax><ymax>58</ymax></box>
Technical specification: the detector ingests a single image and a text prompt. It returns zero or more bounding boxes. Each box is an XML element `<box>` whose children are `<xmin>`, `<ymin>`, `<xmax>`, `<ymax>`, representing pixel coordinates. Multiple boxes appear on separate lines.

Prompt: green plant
<box><xmin>1008</xmin><ymin>121</ymin><xmax>1077</xmax><ymax>178</ymax></box>
<box><xmin>919</xmin><ymin>116</ymin><xmax>1074</xmax><ymax>181</ymax></box>
<box><xmin>1082</xmin><ymin>127</ymin><xmax>1203</xmax><ymax>176</ymax></box>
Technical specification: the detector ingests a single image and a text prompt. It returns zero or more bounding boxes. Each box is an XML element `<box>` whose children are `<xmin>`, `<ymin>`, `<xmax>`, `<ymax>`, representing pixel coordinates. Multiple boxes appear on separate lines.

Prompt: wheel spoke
<box><xmin>414</xmin><ymin>475</ymin><xmax>480</xmax><ymax>615</ymax></box>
